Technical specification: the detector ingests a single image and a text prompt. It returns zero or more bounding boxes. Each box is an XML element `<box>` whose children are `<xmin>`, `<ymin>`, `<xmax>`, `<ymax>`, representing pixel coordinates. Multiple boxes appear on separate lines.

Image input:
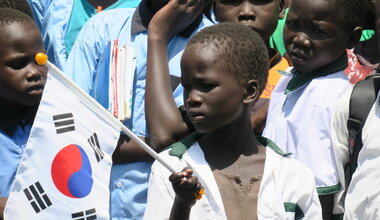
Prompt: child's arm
<box><xmin>169</xmin><ymin>168</ymin><xmax>201</xmax><ymax>220</ymax></box>
<box><xmin>145</xmin><ymin>0</ymin><xmax>204</xmax><ymax>150</ymax></box>
<box><xmin>0</xmin><ymin>197</ymin><xmax>6</xmax><ymax>220</ymax></box>
<box><xmin>112</xmin><ymin>135</ymin><xmax>154</xmax><ymax>163</ymax></box>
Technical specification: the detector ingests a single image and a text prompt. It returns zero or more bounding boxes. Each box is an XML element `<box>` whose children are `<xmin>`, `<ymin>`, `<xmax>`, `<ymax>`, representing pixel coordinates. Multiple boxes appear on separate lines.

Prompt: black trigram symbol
<box><xmin>53</xmin><ymin>113</ymin><xmax>75</xmax><ymax>134</ymax></box>
<box><xmin>23</xmin><ymin>181</ymin><xmax>52</xmax><ymax>213</ymax></box>
<box><xmin>72</xmin><ymin>208</ymin><xmax>97</xmax><ymax>220</ymax></box>
<box><xmin>88</xmin><ymin>133</ymin><xmax>104</xmax><ymax>162</ymax></box>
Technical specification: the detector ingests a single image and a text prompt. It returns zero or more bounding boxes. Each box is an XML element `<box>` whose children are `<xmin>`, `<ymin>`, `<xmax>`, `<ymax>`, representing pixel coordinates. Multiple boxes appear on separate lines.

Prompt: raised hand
<box><xmin>148</xmin><ymin>0</ymin><xmax>204</xmax><ymax>42</ymax></box>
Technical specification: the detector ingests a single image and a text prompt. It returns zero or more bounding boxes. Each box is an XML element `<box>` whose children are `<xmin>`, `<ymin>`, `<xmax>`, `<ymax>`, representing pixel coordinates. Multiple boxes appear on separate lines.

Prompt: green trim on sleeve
<box><xmin>168</xmin><ymin>132</ymin><xmax>203</xmax><ymax>159</ymax></box>
<box><xmin>316</xmin><ymin>184</ymin><xmax>340</xmax><ymax>195</ymax></box>
<box><xmin>284</xmin><ymin>202</ymin><xmax>305</xmax><ymax>220</ymax></box>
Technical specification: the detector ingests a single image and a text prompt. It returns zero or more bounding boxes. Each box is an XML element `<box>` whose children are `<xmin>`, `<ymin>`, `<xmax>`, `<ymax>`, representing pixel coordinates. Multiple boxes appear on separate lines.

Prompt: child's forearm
<box><xmin>169</xmin><ymin>196</ymin><xmax>195</xmax><ymax>220</ymax></box>
<box><xmin>112</xmin><ymin>135</ymin><xmax>154</xmax><ymax>163</ymax></box>
<box><xmin>145</xmin><ymin>25</ymin><xmax>191</xmax><ymax>150</ymax></box>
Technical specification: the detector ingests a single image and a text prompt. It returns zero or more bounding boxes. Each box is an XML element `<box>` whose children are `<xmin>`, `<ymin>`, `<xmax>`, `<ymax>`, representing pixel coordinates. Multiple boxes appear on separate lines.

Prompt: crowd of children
<box><xmin>1</xmin><ymin>0</ymin><xmax>380</xmax><ymax>219</ymax></box>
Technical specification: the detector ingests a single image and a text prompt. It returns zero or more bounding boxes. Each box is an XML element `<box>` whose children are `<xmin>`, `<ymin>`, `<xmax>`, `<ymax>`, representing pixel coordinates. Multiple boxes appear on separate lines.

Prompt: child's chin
<box><xmin>22</xmin><ymin>95</ymin><xmax>43</xmax><ymax>106</ymax></box>
<box><xmin>291</xmin><ymin>63</ymin><xmax>314</xmax><ymax>74</ymax></box>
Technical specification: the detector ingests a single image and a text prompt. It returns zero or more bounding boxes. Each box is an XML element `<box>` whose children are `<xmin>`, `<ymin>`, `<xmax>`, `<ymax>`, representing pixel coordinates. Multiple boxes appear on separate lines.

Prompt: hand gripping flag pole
<box><xmin>36</xmin><ymin>53</ymin><xmax>205</xmax><ymax>200</ymax></box>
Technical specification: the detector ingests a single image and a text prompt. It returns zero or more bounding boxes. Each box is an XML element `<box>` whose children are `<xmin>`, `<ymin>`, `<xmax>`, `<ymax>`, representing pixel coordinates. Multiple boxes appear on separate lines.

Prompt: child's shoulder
<box><xmin>161</xmin><ymin>132</ymin><xmax>203</xmax><ymax>158</ymax></box>
<box><xmin>152</xmin><ymin>133</ymin><xmax>204</xmax><ymax>170</ymax></box>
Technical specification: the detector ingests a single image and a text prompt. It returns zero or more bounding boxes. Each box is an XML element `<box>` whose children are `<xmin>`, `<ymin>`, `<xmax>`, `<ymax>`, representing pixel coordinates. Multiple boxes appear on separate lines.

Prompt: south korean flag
<box><xmin>4</xmin><ymin>62</ymin><xmax>122</xmax><ymax>219</ymax></box>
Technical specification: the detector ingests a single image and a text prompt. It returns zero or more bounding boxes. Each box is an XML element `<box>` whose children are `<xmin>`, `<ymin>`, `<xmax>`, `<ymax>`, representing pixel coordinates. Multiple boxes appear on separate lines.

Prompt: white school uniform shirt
<box><xmin>143</xmin><ymin>135</ymin><xmax>322</xmax><ymax>219</ymax></box>
<box><xmin>263</xmin><ymin>67</ymin><xmax>352</xmax><ymax>194</ymax></box>
<box><xmin>332</xmin><ymin>90</ymin><xmax>380</xmax><ymax>219</ymax></box>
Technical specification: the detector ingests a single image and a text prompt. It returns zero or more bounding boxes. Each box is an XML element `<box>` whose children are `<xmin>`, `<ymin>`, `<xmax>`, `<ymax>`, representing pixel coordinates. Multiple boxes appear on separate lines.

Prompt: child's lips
<box><xmin>187</xmin><ymin>111</ymin><xmax>205</xmax><ymax>122</ymax></box>
<box><xmin>27</xmin><ymin>84</ymin><xmax>44</xmax><ymax>95</ymax></box>
<box><xmin>290</xmin><ymin>50</ymin><xmax>308</xmax><ymax>64</ymax></box>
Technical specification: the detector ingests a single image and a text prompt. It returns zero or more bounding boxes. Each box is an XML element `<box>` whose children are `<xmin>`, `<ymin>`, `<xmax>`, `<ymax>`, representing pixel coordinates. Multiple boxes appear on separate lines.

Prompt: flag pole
<box><xmin>45</xmin><ymin>61</ymin><xmax>177</xmax><ymax>174</ymax></box>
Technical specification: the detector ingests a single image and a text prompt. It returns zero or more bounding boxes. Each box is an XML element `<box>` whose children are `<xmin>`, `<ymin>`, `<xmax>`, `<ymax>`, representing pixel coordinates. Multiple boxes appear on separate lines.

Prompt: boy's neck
<box><xmin>199</xmin><ymin>112</ymin><xmax>263</xmax><ymax>165</ymax></box>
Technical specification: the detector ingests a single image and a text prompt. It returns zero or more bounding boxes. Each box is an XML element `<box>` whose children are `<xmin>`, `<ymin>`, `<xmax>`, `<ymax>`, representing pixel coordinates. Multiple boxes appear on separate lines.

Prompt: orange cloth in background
<box><xmin>260</xmin><ymin>57</ymin><xmax>290</xmax><ymax>99</ymax></box>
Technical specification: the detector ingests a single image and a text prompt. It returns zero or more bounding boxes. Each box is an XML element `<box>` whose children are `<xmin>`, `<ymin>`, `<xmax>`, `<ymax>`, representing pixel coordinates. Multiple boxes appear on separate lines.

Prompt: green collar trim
<box><xmin>285</xmin><ymin>53</ymin><xmax>348</xmax><ymax>94</ymax></box>
<box><xmin>256</xmin><ymin>136</ymin><xmax>291</xmax><ymax>157</ymax></box>
<box><xmin>168</xmin><ymin>132</ymin><xmax>204</xmax><ymax>159</ymax></box>
<box><xmin>168</xmin><ymin>134</ymin><xmax>291</xmax><ymax>159</ymax></box>
<box><xmin>284</xmin><ymin>202</ymin><xmax>305</xmax><ymax>219</ymax></box>
<box><xmin>316</xmin><ymin>183</ymin><xmax>340</xmax><ymax>195</ymax></box>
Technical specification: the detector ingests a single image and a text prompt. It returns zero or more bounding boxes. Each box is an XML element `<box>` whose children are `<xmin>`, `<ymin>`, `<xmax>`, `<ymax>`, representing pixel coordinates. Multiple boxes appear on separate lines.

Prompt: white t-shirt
<box><xmin>263</xmin><ymin>68</ymin><xmax>352</xmax><ymax>193</ymax></box>
<box><xmin>143</xmin><ymin>136</ymin><xmax>322</xmax><ymax>219</ymax></box>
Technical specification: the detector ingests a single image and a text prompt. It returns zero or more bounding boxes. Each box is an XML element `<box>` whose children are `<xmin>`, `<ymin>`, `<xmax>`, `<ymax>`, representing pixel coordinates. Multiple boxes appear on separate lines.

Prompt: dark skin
<box><xmin>376</xmin><ymin>0</ymin><xmax>380</xmax><ymax>51</ymax></box>
<box><xmin>284</xmin><ymin>0</ymin><xmax>362</xmax><ymax>219</ymax></box>
<box><xmin>169</xmin><ymin>41</ymin><xmax>265</xmax><ymax>219</ymax></box>
<box><xmin>113</xmin><ymin>0</ymin><xmax>203</xmax><ymax>163</ymax></box>
<box><xmin>0</xmin><ymin>198</ymin><xmax>5</xmax><ymax>220</ymax></box>
<box><xmin>145</xmin><ymin>0</ymin><xmax>285</xmax><ymax>150</ymax></box>
<box><xmin>145</xmin><ymin>0</ymin><xmax>204</xmax><ymax>150</ymax></box>
<box><xmin>353</xmin><ymin>0</ymin><xmax>380</xmax><ymax>66</ymax></box>
<box><xmin>213</xmin><ymin>0</ymin><xmax>285</xmax><ymax>135</ymax></box>
<box><xmin>0</xmin><ymin>20</ymin><xmax>47</xmax><ymax>220</ymax></box>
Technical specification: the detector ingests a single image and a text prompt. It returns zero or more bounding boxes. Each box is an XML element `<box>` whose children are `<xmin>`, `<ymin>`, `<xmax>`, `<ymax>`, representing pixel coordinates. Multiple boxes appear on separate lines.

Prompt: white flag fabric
<box><xmin>4</xmin><ymin>64</ymin><xmax>122</xmax><ymax>219</ymax></box>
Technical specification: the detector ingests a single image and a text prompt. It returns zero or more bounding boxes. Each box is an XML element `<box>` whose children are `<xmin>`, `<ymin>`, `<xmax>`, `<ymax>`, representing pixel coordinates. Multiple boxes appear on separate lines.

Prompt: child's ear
<box><xmin>346</xmin><ymin>26</ymin><xmax>363</xmax><ymax>49</ymax></box>
<box><xmin>243</xmin><ymin>79</ymin><xmax>260</xmax><ymax>104</ymax></box>
<box><xmin>278</xmin><ymin>0</ymin><xmax>286</xmax><ymax>19</ymax></box>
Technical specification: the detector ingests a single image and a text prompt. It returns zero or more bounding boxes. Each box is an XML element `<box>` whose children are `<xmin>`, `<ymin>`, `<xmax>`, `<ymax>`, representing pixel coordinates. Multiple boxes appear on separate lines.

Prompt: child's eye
<box><xmin>200</xmin><ymin>82</ymin><xmax>216</xmax><ymax>91</ymax></box>
<box><xmin>285</xmin><ymin>20</ymin><xmax>298</xmax><ymax>29</ymax></box>
<box><xmin>7</xmin><ymin>58</ymin><xmax>29</xmax><ymax>70</ymax></box>
<box><xmin>312</xmin><ymin>28</ymin><xmax>330</xmax><ymax>37</ymax></box>
<box><xmin>181</xmin><ymin>82</ymin><xmax>192</xmax><ymax>89</ymax></box>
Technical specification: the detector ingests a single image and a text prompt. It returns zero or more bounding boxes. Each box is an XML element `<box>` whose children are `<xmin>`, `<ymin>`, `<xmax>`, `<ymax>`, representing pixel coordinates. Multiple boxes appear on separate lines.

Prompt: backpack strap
<box><xmin>346</xmin><ymin>74</ymin><xmax>380</xmax><ymax>185</ymax></box>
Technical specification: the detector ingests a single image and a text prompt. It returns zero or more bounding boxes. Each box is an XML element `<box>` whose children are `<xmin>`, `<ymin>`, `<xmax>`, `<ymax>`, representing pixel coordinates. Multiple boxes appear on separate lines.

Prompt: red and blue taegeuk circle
<box><xmin>51</xmin><ymin>144</ymin><xmax>93</xmax><ymax>198</ymax></box>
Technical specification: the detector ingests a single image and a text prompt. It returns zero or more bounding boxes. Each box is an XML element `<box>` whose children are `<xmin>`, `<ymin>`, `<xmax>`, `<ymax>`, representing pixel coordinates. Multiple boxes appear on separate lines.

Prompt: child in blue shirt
<box><xmin>262</xmin><ymin>0</ymin><xmax>366</xmax><ymax>218</ymax></box>
<box><xmin>0</xmin><ymin>8</ymin><xmax>47</xmax><ymax>219</ymax></box>
<box><xmin>27</xmin><ymin>0</ymin><xmax>140</xmax><ymax>70</ymax></box>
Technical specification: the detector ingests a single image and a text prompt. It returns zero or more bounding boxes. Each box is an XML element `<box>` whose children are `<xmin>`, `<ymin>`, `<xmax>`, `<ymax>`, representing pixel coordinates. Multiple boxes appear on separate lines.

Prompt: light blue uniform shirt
<box><xmin>65</xmin><ymin>7</ymin><xmax>213</xmax><ymax>219</ymax></box>
<box><xmin>0</xmin><ymin>125</ymin><xmax>31</xmax><ymax>197</ymax></box>
<box><xmin>27</xmin><ymin>0</ymin><xmax>140</xmax><ymax>70</ymax></box>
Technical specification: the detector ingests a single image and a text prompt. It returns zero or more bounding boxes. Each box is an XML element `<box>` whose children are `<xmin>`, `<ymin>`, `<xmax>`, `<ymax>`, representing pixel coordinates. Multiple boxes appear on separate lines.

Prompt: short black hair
<box><xmin>333</xmin><ymin>0</ymin><xmax>367</xmax><ymax>30</ymax></box>
<box><xmin>0</xmin><ymin>0</ymin><xmax>32</xmax><ymax>17</ymax></box>
<box><xmin>0</xmin><ymin>8</ymin><xmax>34</xmax><ymax>27</ymax></box>
<box><xmin>186</xmin><ymin>22</ymin><xmax>269</xmax><ymax>96</ymax></box>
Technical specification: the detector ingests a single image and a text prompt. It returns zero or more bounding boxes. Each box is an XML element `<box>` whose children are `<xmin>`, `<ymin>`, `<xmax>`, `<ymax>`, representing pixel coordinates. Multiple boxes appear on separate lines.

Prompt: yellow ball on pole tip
<box><xmin>35</xmin><ymin>52</ymin><xmax>48</xmax><ymax>65</ymax></box>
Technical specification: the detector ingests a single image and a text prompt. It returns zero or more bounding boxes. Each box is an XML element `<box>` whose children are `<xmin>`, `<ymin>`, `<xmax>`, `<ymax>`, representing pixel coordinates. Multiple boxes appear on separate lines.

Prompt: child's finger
<box><xmin>169</xmin><ymin>172</ymin><xmax>186</xmax><ymax>183</ymax></box>
<box><xmin>177</xmin><ymin>175</ymin><xmax>198</xmax><ymax>190</ymax></box>
<box><xmin>169</xmin><ymin>167</ymin><xmax>192</xmax><ymax>182</ymax></box>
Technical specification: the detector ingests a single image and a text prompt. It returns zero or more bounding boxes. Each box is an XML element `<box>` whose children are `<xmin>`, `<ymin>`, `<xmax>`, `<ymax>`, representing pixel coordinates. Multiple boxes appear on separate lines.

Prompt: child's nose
<box><xmin>238</xmin><ymin>2</ymin><xmax>255</xmax><ymax>21</ymax></box>
<box><xmin>292</xmin><ymin>32</ymin><xmax>311</xmax><ymax>48</ymax></box>
<box><xmin>25</xmin><ymin>63</ymin><xmax>42</xmax><ymax>82</ymax></box>
<box><xmin>186</xmin><ymin>89</ymin><xmax>202</xmax><ymax>106</ymax></box>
